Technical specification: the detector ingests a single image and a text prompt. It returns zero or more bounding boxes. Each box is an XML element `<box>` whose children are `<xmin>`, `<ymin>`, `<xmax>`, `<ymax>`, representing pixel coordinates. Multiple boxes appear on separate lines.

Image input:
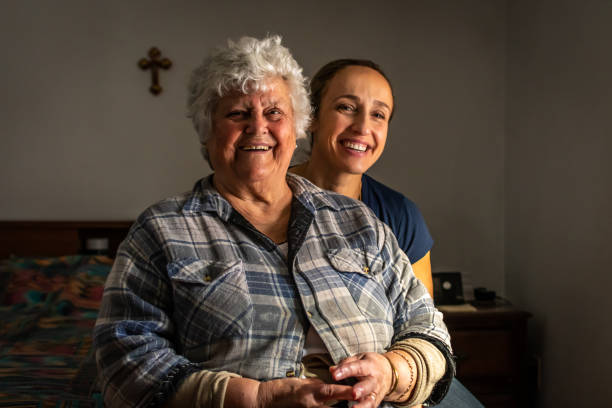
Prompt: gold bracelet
<box><xmin>382</xmin><ymin>354</ymin><xmax>399</xmax><ymax>396</ymax></box>
<box><xmin>389</xmin><ymin>350</ymin><xmax>415</xmax><ymax>402</ymax></box>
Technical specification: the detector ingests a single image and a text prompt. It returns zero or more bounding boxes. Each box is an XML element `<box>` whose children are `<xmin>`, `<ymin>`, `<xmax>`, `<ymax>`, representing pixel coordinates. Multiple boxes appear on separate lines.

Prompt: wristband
<box><xmin>383</xmin><ymin>354</ymin><xmax>399</xmax><ymax>397</ymax></box>
<box><xmin>389</xmin><ymin>350</ymin><xmax>415</xmax><ymax>402</ymax></box>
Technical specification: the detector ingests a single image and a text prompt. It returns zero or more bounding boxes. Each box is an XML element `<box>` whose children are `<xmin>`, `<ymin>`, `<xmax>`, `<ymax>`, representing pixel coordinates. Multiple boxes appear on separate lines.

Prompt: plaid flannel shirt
<box><xmin>94</xmin><ymin>174</ymin><xmax>454</xmax><ymax>407</ymax></box>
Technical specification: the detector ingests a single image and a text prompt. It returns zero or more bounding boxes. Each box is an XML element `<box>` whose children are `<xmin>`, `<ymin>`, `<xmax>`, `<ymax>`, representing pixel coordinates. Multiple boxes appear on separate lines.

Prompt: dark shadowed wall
<box><xmin>506</xmin><ymin>1</ymin><xmax>612</xmax><ymax>406</ymax></box>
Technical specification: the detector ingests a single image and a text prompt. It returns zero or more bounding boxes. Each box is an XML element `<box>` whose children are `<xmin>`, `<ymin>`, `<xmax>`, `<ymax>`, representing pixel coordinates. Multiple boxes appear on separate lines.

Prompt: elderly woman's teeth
<box><xmin>242</xmin><ymin>146</ymin><xmax>270</xmax><ymax>151</ymax></box>
<box><xmin>343</xmin><ymin>141</ymin><xmax>367</xmax><ymax>152</ymax></box>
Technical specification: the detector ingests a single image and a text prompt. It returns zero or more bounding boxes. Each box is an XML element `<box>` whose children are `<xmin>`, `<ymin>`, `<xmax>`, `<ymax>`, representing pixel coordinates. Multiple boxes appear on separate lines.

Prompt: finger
<box><xmin>350</xmin><ymin>390</ymin><xmax>380</xmax><ymax>408</ymax></box>
<box><xmin>365</xmin><ymin>391</ymin><xmax>379</xmax><ymax>406</ymax></box>
<box><xmin>301</xmin><ymin>377</ymin><xmax>325</xmax><ymax>385</ymax></box>
<box><xmin>351</xmin><ymin>376</ymin><xmax>377</xmax><ymax>401</ymax></box>
<box><xmin>331</xmin><ymin>359</ymin><xmax>372</xmax><ymax>381</ymax></box>
<box><xmin>314</xmin><ymin>383</ymin><xmax>355</xmax><ymax>403</ymax></box>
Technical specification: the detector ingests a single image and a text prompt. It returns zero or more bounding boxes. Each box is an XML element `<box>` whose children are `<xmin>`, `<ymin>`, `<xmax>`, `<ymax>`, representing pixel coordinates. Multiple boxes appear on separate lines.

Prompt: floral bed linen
<box><xmin>0</xmin><ymin>255</ymin><xmax>112</xmax><ymax>407</ymax></box>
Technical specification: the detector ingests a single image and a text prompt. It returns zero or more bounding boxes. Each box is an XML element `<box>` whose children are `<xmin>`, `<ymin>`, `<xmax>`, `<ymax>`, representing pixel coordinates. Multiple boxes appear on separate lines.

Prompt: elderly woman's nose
<box><xmin>245</xmin><ymin>112</ymin><xmax>268</xmax><ymax>134</ymax></box>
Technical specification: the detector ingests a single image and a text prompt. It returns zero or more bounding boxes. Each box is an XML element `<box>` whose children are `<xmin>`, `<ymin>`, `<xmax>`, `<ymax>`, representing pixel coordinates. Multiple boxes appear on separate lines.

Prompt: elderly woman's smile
<box><xmin>208</xmin><ymin>76</ymin><xmax>296</xmax><ymax>187</ymax></box>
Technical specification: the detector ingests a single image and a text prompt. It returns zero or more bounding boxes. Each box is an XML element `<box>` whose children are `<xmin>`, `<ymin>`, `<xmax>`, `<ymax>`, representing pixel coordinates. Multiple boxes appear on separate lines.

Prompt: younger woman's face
<box><xmin>311</xmin><ymin>65</ymin><xmax>393</xmax><ymax>176</ymax></box>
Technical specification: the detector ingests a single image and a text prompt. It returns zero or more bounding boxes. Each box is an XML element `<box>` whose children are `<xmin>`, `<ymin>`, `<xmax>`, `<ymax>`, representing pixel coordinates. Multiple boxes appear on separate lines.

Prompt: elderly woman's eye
<box><xmin>227</xmin><ymin>110</ymin><xmax>246</xmax><ymax>119</ymax></box>
<box><xmin>266</xmin><ymin>108</ymin><xmax>284</xmax><ymax>119</ymax></box>
<box><xmin>337</xmin><ymin>104</ymin><xmax>356</xmax><ymax>113</ymax></box>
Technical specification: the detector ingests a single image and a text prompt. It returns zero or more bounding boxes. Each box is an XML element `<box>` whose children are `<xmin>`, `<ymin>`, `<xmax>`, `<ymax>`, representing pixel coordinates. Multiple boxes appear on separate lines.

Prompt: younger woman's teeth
<box><xmin>343</xmin><ymin>141</ymin><xmax>367</xmax><ymax>152</ymax></box>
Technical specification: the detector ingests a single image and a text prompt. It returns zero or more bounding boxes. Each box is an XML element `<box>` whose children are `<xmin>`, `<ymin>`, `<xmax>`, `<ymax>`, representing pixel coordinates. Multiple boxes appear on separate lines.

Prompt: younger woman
<box><xmin>291</xmin><ymin>59</ymin><xmax>483</xmax><ymax>408</ymax></box>
<box><xmin>292</xmin><ymin>59</ymin><xmax>433</xmax><ymax>295</ymax></box>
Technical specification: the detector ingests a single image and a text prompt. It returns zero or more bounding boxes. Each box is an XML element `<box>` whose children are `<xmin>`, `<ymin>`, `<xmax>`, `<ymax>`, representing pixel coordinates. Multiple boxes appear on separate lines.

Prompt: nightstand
<box><xmin>439</xmin><ymin>304</ymin><xmax>532</xmax><ymax>408</ymax></box>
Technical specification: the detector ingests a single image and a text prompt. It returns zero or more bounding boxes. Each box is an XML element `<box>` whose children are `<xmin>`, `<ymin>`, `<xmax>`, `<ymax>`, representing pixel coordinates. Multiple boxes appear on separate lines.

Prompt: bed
<box><xmin>0</xmin><ymin>221</ymin><xmax>132</xmax><ymax>407</ymax></box>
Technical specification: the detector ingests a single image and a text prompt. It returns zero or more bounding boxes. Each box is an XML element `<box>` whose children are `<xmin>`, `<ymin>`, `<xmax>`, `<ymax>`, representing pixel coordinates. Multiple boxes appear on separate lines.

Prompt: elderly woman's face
<box><xmin>208</xmin><ymin>77</ymin><xmax>296</xmax><ymax>187</ymax></box>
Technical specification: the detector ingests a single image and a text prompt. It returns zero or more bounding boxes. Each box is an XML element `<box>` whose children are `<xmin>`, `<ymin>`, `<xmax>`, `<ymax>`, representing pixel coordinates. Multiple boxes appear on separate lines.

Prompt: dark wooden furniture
<box><xmin>0</xmin><ymin>221</ymin><xmax>133</xmax><ymax>258</ymax></box>
<box><xmin>442</xmin><ymin>304</ymin><xmax>532</xmax><ymax>408</ymax></box>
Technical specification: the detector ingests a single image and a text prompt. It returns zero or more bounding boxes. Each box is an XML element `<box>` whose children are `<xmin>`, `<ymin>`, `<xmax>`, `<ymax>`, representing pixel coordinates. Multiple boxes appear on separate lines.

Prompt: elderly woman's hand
<box><xmin>329</xmin><ymin>352</ymin><xmax>393</xmax><ymax>408</ymax></box>
<box><xmin>256</xmin><ymin>377</ymin><xmax>354</xmax><ymax>408</ymax></box>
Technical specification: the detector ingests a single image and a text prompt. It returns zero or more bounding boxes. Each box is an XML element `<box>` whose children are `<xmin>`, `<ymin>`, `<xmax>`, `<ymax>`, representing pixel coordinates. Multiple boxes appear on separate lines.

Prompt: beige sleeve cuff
<box><xmin>163</xmin><ymin>370</ymin><xmax>242</xmax><ymax>408</ymax></box>
<box><xmin>390</xmin><ymin>338</ymin><xmax>447</xmax><ymax>407</ymax></box>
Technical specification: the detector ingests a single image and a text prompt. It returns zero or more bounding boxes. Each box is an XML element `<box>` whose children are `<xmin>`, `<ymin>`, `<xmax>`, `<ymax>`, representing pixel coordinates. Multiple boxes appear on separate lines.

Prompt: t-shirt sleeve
<box><xmin>360</xmin><ymin>174</ymin><xmax>434</xmax><ymax>264</ymax></box>
<box><xmin>399</xmin><ymin>197</ymin><xmax>434</xmax><ymax>263</ymax></box>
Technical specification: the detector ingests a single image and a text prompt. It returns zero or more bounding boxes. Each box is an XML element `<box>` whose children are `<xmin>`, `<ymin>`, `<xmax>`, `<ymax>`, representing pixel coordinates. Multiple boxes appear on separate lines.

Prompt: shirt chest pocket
<box><xmin>168</xmin><ymin>258</ymin><xmax>253</xmax><ymax>348</ymax></box>
<box><xmin>326</xmin><ymin>247</ymin><xmax>392</xmax><ymax>322</ymax></box>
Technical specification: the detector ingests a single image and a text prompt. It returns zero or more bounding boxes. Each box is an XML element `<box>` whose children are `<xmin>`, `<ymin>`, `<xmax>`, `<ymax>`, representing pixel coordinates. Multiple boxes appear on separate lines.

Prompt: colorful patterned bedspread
<box><xmin>0</xmin><ymin>255</ymin><xmax>113</xmax><ymax>408</ymax></box>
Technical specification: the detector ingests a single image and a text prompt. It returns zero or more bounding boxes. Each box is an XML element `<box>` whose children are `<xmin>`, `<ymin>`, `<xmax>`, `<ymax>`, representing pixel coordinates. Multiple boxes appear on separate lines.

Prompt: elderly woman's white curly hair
<box><xmin>187</xmin><ymin>35</ymin><xmax>311</xmax><ymax>165</ymax></box>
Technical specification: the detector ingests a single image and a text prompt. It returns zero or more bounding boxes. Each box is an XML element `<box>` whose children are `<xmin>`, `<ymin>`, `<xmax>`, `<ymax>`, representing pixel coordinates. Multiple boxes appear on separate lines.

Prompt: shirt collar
<box><xmin>181</xmin><ymin>173</ymin><xmax>343</xmax><ymax>220</ymax></box>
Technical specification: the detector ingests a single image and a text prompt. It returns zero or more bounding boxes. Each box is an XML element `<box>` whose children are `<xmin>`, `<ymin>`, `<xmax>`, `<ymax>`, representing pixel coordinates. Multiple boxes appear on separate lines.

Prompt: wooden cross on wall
<box><xmin>138</xmin><ymin>47</ymin><xmax>172</xmax><ymax>95</ymax></box>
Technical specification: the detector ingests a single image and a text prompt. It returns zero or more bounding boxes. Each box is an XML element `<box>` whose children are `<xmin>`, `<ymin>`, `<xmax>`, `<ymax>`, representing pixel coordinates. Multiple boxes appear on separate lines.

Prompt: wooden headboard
<box><xmin>0</xmin><ymin>221</ymin><xmax>133</xmax><ymax>259</ymax></box>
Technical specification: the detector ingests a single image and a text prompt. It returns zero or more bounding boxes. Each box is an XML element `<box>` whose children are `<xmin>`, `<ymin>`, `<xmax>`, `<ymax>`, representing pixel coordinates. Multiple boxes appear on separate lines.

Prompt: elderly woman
<box><xmin>94</xmin><ymin>36</ymin><xmax>454</xmax><ymax>408</ymax></box>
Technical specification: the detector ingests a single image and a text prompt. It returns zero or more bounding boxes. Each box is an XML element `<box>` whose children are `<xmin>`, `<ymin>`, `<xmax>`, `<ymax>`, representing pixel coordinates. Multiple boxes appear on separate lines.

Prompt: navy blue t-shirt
<box><xmin>361</xmin><ymin>174</ymin><xmax>433</xmax><ymax>263</ymax></box>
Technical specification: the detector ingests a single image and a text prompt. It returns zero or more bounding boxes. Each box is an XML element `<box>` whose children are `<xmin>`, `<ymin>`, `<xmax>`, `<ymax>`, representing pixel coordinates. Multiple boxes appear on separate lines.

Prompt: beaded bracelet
<box><xmin>389</xmin><ymin>350</ymin><xmax>415</xmax><ymax>402</ymax></box>
<box><xmin>382</xmin><ymin>354</ymin><xmax>399</xmax><ymax>396</ymax></box>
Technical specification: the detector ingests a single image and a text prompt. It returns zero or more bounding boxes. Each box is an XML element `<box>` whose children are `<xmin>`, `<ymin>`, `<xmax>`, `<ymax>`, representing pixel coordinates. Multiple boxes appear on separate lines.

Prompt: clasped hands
<box><xmin>255</xmin><ymin>351</ymin><xmax>409</xmax><ymax>408</ymax></box>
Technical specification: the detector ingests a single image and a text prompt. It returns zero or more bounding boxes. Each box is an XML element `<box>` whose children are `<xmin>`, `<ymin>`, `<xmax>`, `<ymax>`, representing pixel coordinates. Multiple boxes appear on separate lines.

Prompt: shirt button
<box><xmin>306</xmin><ymin>311</ymin><xmax>313</xmax><ymax>318</ymax></box>
<box><xmin>363</xmin><ymin>266</ymin><xmax>370</xmax><ymax>273</ymax></box>
<box><xmin>286</xmin><ymin>370</ymin><xmax>296</xmax><ymax>377</ymax></box>
<box><xmin>204</xmin><ymin>275</ymin><xmax>212</xmax><ymax>282</ymax></box>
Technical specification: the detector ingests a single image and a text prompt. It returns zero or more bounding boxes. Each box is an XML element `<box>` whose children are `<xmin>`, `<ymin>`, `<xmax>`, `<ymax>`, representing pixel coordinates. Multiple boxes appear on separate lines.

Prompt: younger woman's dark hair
<box><xmin>309</xmin><ymin>59</ymin><xmax>394</xmax><ymax>120</ymax></box>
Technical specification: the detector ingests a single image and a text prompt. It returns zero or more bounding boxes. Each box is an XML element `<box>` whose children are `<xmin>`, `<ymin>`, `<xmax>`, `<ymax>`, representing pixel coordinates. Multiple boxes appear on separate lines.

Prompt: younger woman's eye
<box><xmin>372</xmin><ymin>111</ymin><xmax>386</xmax><ymax>120</ymax></box>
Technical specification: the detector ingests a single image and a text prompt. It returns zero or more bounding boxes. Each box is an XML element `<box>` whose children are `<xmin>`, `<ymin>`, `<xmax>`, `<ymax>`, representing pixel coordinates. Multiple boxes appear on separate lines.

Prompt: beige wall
<box><xmin>0</xmin><ymin>0</ymin><xmax>507</xmax><ymax>295</ymax></box>
<box><xmin>506</xmin><ymin>1</ymin><xmax>612</xmax><ymax>405</ymax></box>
